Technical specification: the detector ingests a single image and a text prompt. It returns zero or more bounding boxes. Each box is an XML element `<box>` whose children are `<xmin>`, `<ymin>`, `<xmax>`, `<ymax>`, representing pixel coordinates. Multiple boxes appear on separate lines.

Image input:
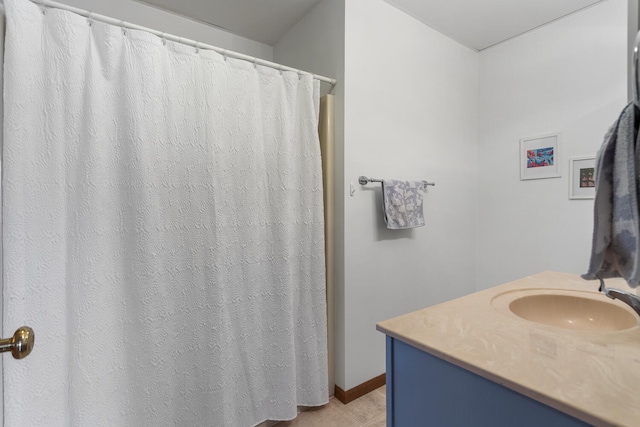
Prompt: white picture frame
<box><xmin>569</xmin><ymin>156</ymin><xmax>596</xmax><ymax>200</ymax></box>
<box><xmin>520</xmin><ymin>133</ymin><xmax>561</xmax><ymax>180</ymax></box>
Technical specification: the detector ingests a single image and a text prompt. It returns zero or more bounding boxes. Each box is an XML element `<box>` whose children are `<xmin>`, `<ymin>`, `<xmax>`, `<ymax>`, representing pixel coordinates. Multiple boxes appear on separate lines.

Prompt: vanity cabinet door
<box><xmin>385</xmin><ymin>337</ymin><xmax>590</xmax><ymax>427</ymax></box>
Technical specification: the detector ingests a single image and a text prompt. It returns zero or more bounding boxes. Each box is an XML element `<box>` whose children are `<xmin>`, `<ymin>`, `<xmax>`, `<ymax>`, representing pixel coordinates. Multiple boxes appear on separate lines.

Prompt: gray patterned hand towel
<box><xmin>382</xmin><ymin>180</ymin><xmax>425</xmax><ymax>229</ymax></box>
<box><xmin>583</xmin><ymin>103</ymin><xmax>640</xmax><ymax>287</ymax></box>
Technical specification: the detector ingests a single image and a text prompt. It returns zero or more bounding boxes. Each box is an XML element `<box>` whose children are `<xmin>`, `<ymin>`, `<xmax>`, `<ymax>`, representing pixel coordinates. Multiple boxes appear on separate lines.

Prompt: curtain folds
<box><xmin>2</xmin><ymin>0</ymin><xmax>328</xmax><ymax>425</ymax></box>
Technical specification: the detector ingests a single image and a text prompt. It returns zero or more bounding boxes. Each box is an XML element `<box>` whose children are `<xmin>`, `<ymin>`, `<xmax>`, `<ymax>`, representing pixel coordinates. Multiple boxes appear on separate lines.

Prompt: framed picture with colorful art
<box><xmin>520</xmin><ymin>133</ymin><xmax>561</xmax><ymax>180</ymax></box>
<box><xmin>569</xmin><ymin>156</ymin><xmax>596</xmax><ymax>199</ymax></box>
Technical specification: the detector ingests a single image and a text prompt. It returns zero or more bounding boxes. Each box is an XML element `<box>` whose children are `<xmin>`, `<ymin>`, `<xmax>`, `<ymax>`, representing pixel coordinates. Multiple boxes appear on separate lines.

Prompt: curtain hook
<box><xmin>194</xmin><ymin>42</ymin><xmax>200</xmax><ymax>54</ymax></box>
<box><xmin>87</xmin><ymin>11</ymin><xmax>93</xmax><ymax>27</ymax></box>
<box><xmin>223</xmin><ymin>50</ymin><xmax>228</xmax><ymax>61</ymax></box>
<box><xmin>279</xmin><ymin>65</ymin><xmax>284</xmax><ymax>76</ymax></box>
<box><xmin>38</xmin><ymin>0</ymin><xmax>46</xmax><ymax>14</ymax></box>
<box><xmin>161</xmin><ymin>33</ymin><xmax>167</xmax><ymax>46</ymax></box>
<box><xmin>120</xmin><ymin>20</ymin><xmax>127</xmax><ymax>36</ymax></box>
<box><xmin>252</xmin><ymin>58</ymin><xmax>257</xmax><ymax>69</ymax></box>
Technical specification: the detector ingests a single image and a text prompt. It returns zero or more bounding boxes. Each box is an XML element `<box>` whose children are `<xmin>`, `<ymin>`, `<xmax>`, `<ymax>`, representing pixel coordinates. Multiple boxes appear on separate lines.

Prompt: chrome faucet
<box><xmin>598</xmin><ymin>276</ymin><xmax>640</xmax><ymax>318</ymax></box>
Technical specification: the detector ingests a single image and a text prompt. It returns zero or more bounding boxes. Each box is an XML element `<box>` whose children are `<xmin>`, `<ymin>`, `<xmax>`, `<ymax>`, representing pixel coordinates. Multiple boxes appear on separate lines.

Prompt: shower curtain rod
<box><xmin>27</xmin><ymin>0</ymin><xmax>338</xmax><ymax>88</ymax></box>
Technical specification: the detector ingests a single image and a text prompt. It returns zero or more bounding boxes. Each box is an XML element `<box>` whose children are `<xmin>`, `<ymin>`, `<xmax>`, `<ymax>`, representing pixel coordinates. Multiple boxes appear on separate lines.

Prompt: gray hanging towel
<box><xmin>583</xmin><ymin>103</ymin><xmax>640</xmax><ymax>287</ymax></box>
<box><xmin>382</xmin><ymin>180</ymin><xmax>426</xmax><ymax>229</ymax></box>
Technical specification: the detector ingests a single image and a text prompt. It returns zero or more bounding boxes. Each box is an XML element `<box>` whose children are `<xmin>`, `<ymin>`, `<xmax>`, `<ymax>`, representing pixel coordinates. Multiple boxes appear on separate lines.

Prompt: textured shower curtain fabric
<box><xmin>2</xmin><ymin>0</ymin><xmax>328</xmax><ymax>425</ymax></box>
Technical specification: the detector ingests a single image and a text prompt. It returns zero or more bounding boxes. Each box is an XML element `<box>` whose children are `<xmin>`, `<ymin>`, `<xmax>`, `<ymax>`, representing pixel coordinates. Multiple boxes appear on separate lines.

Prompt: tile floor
<box><xmin>275</xmin><ymin>386</ymin><xmax>386</xmax><ymax>427</ymax></box>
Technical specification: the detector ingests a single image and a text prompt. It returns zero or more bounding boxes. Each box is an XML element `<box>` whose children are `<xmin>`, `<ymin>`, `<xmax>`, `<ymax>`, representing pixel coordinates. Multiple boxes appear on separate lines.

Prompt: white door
<box><xmin>0</xmin><ymin>10</ymin><xmax>35</xmax><ymax>425</ymax></box>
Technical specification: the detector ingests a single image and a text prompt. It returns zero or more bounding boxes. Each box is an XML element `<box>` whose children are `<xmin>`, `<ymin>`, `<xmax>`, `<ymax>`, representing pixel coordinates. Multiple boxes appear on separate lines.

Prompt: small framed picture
<box><xmin>520</xmin><ymin>133</ymin><xmax>561</xmax><ymax>180</ymax></box>
<box><xmin>569</xmin><ymin>156</ymin><xmax>596</xmax><ymax>199</ymax></box>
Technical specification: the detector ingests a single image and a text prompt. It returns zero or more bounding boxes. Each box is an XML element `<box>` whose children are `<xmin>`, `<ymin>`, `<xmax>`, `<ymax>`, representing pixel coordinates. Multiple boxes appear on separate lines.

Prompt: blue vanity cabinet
<box><xmin>385</xmin><ymin>336</ymin><xmax>591</xmax><ymax>427</ymax></box>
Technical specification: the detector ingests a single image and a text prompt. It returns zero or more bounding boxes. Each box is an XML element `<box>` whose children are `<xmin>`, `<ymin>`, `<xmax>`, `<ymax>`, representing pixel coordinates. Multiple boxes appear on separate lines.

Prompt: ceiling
<box><xmin>383</xmin><ymin>0</ymin><xmax>604</xmax><ymax>51</ymax></box>
<box><xmin>138</xmin><ymin>0</ymin><xmax>605</xmax><ymax>51</ymax></box>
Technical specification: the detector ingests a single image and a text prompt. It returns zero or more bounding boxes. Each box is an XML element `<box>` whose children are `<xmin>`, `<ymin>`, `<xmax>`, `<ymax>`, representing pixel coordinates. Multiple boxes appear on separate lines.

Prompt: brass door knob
<box><xmin>0</xmin><ymin>327</ymin><xmax>34</xmax><ymax>359</ymax></box>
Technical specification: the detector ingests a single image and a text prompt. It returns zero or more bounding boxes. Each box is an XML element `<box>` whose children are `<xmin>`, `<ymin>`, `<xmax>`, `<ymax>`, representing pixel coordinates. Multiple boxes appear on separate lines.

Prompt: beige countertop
<box><xmin>376</xmin><ymin>271</ymin><xmax>640</xmax><ymax>427</ymax></box>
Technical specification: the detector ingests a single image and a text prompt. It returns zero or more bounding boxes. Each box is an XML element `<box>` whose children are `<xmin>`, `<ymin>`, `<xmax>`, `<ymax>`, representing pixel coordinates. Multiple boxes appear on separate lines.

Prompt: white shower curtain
<box><xmin>2</xmin><ymin>0</ymin><xmax>328</xmax><ymax>425</ymax></box>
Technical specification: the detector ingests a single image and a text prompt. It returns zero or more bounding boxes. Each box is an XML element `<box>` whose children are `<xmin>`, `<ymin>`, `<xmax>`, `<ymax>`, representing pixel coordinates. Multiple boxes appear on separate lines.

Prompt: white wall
<box><xmin>274</xmin><ymin>0</ymin><xmax>344</xmax><ymax>97</ymax></box>
<box><xmin>342</xmin><ymin>0</ymin><xmax>479</xmax><ymax>390</ymax></box>
<box><xmin>476</xmin><ymin>0</ymin><xmax>628</xmax><ymax>290</ymax></box>
<box><xmin>53</xmin><ymin>0</ymin><xmax>273</xmax><ymax>59</ymax></box>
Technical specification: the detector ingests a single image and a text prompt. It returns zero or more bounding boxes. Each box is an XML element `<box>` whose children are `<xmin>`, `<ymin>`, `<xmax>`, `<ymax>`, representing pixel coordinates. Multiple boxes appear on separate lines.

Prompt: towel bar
<box><xmin>358</xmin><ymin>175</ymin><xmax>435</xmax><ymax>188</ymax></box>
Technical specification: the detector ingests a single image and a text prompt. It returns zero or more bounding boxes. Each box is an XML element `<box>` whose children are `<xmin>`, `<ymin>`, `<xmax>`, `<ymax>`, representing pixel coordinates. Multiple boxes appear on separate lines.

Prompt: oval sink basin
<box><xmin>509</xmin><ymin>293</ymin><xmax>637</xmax><ymax>332</ymax></box>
